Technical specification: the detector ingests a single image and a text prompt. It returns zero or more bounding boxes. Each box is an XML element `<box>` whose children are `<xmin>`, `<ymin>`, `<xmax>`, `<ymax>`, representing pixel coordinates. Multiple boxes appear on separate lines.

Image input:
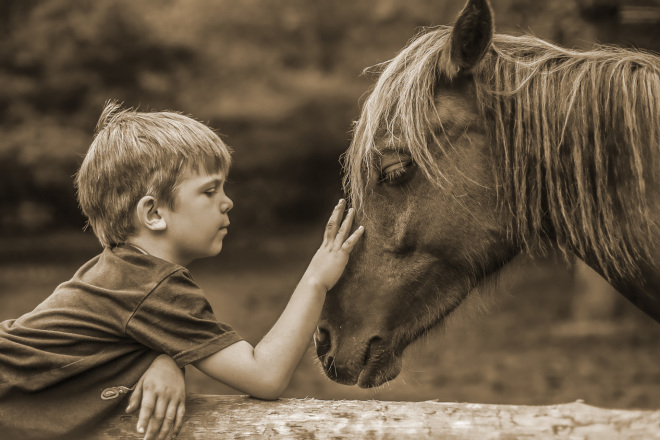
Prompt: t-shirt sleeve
<box><xmin>125</xmin><ymin>269</ymin><xmax>243</xmax><ymax>368</ymax></box>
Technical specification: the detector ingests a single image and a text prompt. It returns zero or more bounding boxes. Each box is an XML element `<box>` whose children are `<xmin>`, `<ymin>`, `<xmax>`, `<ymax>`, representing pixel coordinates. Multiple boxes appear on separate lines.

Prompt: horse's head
<box><xmin>316</xmin><ymin>0</ymin><xmax>519</xmax><ymax>388</ymax></box>
<box><xmin>317</xmin><ymin>0</ymin><xmax>660</xmax><ymax>387</ymax></box>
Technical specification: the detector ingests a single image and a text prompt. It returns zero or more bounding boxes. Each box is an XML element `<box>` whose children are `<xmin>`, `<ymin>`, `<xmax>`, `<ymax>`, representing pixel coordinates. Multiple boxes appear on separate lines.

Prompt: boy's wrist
<box><xmin>299</xmin><ymin>274</ymin><xmax>328</xmax><ymax>296</ymax></box>
<box><xmin>153</xmin><ymin>353</ymin><xmax>172</xmax><ymax>364</ymax></box>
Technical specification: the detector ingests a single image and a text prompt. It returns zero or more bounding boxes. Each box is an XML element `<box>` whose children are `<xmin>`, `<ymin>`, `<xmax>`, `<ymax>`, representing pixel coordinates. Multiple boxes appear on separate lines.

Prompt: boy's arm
<box><xmin>194</xmin><ymin>277</ymin><xmax>325</xmax><ymax>400</ymax></box>
<box><xmin>194</xmin><ymin>200</ymin><xmax>363</xmax><ymax>400</ymax></box>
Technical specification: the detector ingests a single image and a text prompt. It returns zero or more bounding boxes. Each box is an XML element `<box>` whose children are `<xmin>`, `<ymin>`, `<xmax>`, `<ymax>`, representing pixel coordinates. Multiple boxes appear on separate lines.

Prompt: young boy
<box><xmin>0</xmin><ymin>102</ymin><xmax>364</xmax><ymax>440</ymax></box>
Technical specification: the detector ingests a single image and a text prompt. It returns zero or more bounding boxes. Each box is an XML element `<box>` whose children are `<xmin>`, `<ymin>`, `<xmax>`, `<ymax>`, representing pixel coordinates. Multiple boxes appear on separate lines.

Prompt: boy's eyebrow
<box><xmin>198</xmin><ymin>176</ymin><xmax>225</xmax><ymax>188</ymax></box>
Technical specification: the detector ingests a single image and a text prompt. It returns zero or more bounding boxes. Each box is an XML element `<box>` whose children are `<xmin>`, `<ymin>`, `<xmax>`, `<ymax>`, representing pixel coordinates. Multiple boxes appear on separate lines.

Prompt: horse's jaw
<box><xmin>317</xmin><ymin>266</ymin><xmax>471</xmax><ymax>388</ymax></box>
<box><xmin>317</xmin><ymin>240</ymin><xmax>522</xmax><ymax>388</ymax></box>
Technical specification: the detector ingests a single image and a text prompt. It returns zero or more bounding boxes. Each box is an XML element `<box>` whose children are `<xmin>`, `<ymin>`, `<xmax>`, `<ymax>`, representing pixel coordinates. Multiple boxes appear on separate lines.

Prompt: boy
<box><xmin>0</xmin><ymin>102</ymin><xmax>364</xmax><ymax>440</ymax></box>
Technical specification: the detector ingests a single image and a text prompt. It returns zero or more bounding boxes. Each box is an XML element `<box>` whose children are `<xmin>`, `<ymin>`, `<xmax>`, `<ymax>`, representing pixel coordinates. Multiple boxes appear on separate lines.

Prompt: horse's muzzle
<box><xmin>315</xmin><ymin>327</ymin><xmax>402</xmax><ymax>388</ymax></box>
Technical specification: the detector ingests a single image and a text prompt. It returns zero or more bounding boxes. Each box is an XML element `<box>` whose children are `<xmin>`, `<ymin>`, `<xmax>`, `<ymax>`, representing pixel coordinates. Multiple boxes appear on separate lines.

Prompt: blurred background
<box><xmin>1</xmin><ymin>0</ymin><xmax>659</xmax><ymax>409</ymax></box>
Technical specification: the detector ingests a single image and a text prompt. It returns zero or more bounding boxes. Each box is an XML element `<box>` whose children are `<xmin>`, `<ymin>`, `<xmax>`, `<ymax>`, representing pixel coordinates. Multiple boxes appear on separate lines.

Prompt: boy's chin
<box><xmin>201</xmin><ymin>235</ymin><xmax>226</xmax><ymax>259</ymax></box>
<box><xmin>210</xmin><ymin>242</ymin><xmax>224</xmax><ymax>256</ymax></box>
<box><xmin>190</xmin><ymin>244</ymin><xmax>223</xmax><ymax>263</ymax></box>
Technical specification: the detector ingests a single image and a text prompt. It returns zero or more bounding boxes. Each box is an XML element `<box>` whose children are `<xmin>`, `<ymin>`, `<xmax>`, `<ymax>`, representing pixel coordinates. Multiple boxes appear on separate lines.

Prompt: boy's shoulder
<box><xmin>19</xmin><ymin>245</ymin><xmax>199</xmax><ymax>337</ymax></box>
<box><xmin>83</xmin><ymin>244</ymin><xmax>189</xmax><ymax>289</ymax></box>
<box><xmin>41</xmin><ymin>245</ymin><xmax>195</xmax><ymax>317</ymax></box>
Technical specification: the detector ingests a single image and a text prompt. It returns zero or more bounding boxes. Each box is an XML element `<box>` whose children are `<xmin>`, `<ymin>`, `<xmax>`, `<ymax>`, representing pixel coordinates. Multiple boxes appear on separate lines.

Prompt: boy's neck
<box><xmin>126</xmin><ymin>235</ymin><xmax>190</xmax><ymax>267</ymax></box>
<box><xmin>126</xmin><ymin>243</ymin><xmax>149</xmax><ymax>255</ymax></box>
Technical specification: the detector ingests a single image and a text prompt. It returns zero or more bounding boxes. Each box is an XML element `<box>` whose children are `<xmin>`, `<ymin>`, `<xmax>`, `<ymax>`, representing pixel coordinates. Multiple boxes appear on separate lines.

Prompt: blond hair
<box><xmin>76</xmin><ymin>101</ymin><xmax>232</xmax><ymax>248</ymax></box>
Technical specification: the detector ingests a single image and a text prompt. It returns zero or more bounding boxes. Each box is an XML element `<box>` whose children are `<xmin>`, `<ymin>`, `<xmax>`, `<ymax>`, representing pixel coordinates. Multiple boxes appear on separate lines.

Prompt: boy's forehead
<box><xmin>180</xmin><ymin>164</ymin><xmax>226</xmax><ymax>183</ymax></box>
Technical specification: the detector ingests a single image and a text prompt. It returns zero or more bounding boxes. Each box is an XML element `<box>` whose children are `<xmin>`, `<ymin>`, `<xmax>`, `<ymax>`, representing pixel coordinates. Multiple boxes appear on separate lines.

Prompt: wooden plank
<box><xmin>82</xmin><ymin>394</ymin><xmax>660</xmax><ymax>439</ymax></box>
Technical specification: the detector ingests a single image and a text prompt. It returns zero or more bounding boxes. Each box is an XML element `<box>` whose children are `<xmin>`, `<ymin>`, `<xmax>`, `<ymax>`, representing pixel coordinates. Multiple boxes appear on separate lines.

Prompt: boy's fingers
<box><xmin>136</xmin><ymin>391</ymin><xmax>156</xmax><ymax>436</ymax></box>
<box><xmin>144</xmin><ymin>398</ymin><xmax>167</xmax><ymax>440</ymax></box>
<box><xmin>324</xmin><ymin>199</ymin><xmax>345</xmax><ymax>243</ymax></box>
<box><xmin>126</xmin><ymin>378</ymin><xmax>144</xmax><ymax>413</ymax></box>
<box><xmin>334</xmin><ymin>207</ymin><xmax>355</xmax><ymax>246</ymax></box>
<box><xmin>155</xmin><ymin>401</ymin><xmax>178</xmax><ymax>440</ymax></box>
<box><xmin>171</xmin><ymin>403</ymin><xmax>186</xmax><ymax>438</ymax></box>
<box><xmin>341</xmin><ymin>225</ymin><xmax>365</xmax><ymax>252</ymax></box>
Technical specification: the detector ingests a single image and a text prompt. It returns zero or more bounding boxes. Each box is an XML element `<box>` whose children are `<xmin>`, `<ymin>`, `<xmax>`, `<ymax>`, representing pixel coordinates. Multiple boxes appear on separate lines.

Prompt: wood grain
<box><xmin>84</xmin><ymin>394</ymin><xmax>660</xmax><ymax>439</ymax></box>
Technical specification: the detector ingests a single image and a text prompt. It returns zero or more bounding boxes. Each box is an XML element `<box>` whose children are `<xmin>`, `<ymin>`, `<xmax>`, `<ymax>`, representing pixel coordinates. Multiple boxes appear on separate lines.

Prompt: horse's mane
<box><xmin>345</xmin><ymin>26</ymin><xmax>659</xmax><ymax>280</ymax></box>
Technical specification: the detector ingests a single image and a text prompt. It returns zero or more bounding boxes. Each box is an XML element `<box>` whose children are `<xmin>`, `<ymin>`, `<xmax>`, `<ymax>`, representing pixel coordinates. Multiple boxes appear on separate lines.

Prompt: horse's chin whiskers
<box><xmin>309</xmin><ymin>352</ymin><xmax>323</xmax><ymax>365</ymax></box>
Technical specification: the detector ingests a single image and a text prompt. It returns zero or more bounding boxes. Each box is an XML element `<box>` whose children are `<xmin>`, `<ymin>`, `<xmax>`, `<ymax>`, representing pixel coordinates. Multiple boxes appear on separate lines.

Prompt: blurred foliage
<box><xmin>0</xmin><ymin>0</ymin><xmax>657</xmax><ymax>234</ymax></box>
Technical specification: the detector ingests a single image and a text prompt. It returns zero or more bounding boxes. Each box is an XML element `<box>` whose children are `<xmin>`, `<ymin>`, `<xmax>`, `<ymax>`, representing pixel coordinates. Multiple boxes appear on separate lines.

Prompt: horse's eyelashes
<box><xmin>379</xmin><ymin>159</ymin><xmax>414</xmax><ymax>185</ymax></box>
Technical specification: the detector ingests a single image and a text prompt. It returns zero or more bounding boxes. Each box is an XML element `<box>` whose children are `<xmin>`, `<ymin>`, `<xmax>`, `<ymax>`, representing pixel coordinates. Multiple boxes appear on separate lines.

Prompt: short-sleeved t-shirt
<box><xmin>0</xmin><ymin>245</ymin><xmax>243</xmax><ymax>439</ymax></box>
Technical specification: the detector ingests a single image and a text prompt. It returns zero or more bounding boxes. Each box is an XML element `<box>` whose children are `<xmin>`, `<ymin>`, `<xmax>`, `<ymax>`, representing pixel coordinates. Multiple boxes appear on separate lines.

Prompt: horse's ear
<box><xmin>447</xmin><ymin>0</ymin><xmax>494</xmax><ymax>74</ymax></box>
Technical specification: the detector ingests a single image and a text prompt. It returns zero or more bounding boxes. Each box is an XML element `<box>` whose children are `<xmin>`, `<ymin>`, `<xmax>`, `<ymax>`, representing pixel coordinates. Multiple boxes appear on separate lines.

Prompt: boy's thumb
<box><xmin>126</xmin><ymin>378</ymin><xmax>144</xmax><ymax>413</ymax></box>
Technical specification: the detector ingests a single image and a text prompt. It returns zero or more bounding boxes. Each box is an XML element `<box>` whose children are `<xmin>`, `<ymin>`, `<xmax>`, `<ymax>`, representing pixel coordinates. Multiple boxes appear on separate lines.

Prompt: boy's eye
<box><xmin>205</xmin><ymin>188</ymin><xmax>217</xmax><ymax>196</ymax></box>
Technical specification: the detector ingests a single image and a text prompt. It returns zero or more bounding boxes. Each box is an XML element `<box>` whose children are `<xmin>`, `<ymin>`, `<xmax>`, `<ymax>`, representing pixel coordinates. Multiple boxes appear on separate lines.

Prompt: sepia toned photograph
<box><xmin>1</xmin><ymin>0</ymin><xmax>659</xmax><ymax>438</ymax></box>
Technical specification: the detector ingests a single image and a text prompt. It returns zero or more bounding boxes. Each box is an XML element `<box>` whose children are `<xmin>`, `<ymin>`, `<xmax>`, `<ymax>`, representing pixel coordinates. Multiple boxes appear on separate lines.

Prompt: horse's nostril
<box><xmin>315</xmin><ymin>326</ymin><xmax>333</xmax><ymax>363</ymax></box>
<box><xmin>315</xmin><ymin>327</ymin><xmax>331</xmax><ymax>346</ymax></box>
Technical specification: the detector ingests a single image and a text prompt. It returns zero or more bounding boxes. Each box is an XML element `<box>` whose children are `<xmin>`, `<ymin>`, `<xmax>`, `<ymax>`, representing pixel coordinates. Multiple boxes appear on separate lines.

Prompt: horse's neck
<box><xmin>577</xmin><ymin>206</ymin><xmax>660</xmax><ymax>323</ymax></box>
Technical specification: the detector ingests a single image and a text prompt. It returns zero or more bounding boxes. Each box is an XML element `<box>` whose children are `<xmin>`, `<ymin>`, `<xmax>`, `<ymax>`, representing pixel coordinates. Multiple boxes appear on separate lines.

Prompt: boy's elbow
<box><xmin>251</xmin><ymin>390</ymin><xmax>282</xmax><ymax>401</ymax></box>
<box><xmin>249</xmin><ymin>375</ymin><xmax>287</xmax><ymax>401</ymax></box>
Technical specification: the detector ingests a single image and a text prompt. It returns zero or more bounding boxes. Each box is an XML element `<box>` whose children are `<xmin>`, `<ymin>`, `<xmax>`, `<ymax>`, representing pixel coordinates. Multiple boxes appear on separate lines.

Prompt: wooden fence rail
<box><xmin>86</xmin><ymin>394</ymin><xmax>660</xmax><ymax>439</ymax></box>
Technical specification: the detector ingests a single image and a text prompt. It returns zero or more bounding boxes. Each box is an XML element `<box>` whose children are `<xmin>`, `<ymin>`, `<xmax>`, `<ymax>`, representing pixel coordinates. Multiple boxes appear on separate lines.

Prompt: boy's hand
<box><xmin>305</xmin><ymin>199</ymin><xmax>364</xmax><ymax>291</ymax></box>
<box><xmin>126</xmin><ymin>354</ymin><xmax>186</xmax><ymax>440</ymax></box>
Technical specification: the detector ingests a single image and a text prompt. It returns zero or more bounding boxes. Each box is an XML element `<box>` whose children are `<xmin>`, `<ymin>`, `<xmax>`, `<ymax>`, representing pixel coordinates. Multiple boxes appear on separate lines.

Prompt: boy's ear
<box><xmin>136</xmin><ymin>196</ymin><xmax>167</xmax><ymax>231</ymax></box>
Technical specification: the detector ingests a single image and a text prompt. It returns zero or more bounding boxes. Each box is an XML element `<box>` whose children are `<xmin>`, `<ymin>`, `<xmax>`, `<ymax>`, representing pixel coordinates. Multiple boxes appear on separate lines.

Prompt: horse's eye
<box><xmin>379</xmin><ymin>159</ymin><xmax>414</xmax><ymax>185</ymax></box>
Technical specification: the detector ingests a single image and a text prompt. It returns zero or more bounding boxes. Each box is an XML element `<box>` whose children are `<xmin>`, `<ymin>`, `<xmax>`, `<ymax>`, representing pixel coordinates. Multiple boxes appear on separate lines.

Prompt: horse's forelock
<box><xmin>344</xmin><ymin>27</ymin><xmax>454</xmax><ymax>211</ymax></box>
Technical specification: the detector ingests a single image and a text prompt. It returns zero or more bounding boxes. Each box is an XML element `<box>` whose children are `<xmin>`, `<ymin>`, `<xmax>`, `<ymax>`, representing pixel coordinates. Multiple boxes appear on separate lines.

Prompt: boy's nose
<box><xmin>221</xmin><ymin>197</ymin><xmax>233</xmax><ymax>213</ymax></box>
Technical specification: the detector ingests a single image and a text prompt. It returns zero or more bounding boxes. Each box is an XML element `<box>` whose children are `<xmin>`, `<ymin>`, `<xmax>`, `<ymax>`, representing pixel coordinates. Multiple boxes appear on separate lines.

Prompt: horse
<box><xmin>315</xmin><ymin>0</ymin><xmax>660</xmax><ymax>389</ymax></box>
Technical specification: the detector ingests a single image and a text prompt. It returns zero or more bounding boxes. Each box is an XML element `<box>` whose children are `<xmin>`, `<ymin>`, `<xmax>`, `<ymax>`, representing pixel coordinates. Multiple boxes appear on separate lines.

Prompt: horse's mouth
<box><xmin>357</xmin><ymin>354</ymin><xmax>403</xmax><ymax>388</ymax></box>
<box><xmin>355</xmin><ymin>337</ymin><xmax>404</xmax><ymax>388</ymax></box>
